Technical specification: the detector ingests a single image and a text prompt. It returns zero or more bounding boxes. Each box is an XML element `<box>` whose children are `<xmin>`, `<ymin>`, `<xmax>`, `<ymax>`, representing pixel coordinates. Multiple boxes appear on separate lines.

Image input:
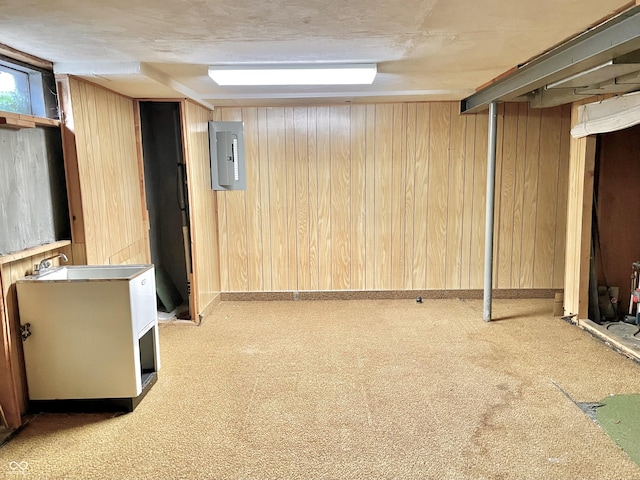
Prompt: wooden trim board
<box><xmin>0</xmin><ymin>111</ymin><xmax>59</xmax><ymax>129</ymax></box>
<box><xmin>0</xmin><ymin>43</ymin><xmax>53</xmax><ymax>70</ymax></box>
<box><xmin>55</xmin><ymin>75</ymin><xmax>87</xmax><ymax>248</ymax></box>
<box><xmin>0</xmin><ymin>272</ymin><xmax>21</xmax><ymax>430</ymax></box>
<box><xmin>221</xmin><ymin>289</ymin><xmax>563</xmax><ymax>302</ymax></box>
<box><xmin>0</xmin><ymin>241</ymin><xmax>71</xmax><ymax>265</ymax></box>
<box><xmin>579</xmin><ymin>318</ymin><xmax>640</xmax><ymax>362</ymax></box>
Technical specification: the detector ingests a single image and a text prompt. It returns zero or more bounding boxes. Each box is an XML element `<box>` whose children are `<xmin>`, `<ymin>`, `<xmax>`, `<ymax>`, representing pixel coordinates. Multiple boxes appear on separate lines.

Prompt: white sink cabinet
<box><xmin>16</xmin><ymin>265</ymin><xmax>160</xmax><ymax>409</ymax></box>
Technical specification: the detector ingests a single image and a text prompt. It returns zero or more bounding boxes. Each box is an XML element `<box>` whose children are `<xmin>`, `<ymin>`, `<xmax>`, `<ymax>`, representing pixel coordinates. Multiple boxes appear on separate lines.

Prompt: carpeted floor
<box><xmin>1</xmin><ymin>298</ymin><xmax>639</xmax><ymax>480</ymax></box>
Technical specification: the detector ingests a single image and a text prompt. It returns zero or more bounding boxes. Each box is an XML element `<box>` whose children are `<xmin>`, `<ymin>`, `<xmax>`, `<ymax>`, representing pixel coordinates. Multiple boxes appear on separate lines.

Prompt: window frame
<box><xmin>0</xmin><ymin>56</ymin><xmax>54</xmax><ymax>118</ymax></box>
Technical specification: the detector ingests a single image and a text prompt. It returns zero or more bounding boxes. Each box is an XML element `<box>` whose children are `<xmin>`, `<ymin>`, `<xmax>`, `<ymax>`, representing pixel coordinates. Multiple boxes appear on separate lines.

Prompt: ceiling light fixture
<box><xmin>208</xmin><ymin>64</ymin><xmax>377</xmax><ymax>86</ymax></box>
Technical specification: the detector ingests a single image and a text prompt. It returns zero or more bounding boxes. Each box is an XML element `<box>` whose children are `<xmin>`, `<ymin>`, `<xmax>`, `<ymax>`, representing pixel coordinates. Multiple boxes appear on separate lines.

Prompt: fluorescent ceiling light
<box><xmin>208</xmin><ymin>64</ymin><xmax>377</xmax><ymax>86</ymax></box>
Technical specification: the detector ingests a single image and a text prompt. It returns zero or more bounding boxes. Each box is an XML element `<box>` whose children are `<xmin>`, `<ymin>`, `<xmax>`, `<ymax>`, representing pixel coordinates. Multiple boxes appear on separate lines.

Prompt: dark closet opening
<box><xmin>590</xmin><ymin>123</ymin><xmax>640</xmax><ymax>352</ymax></box>
<box><xmin>139</xmin><ymin>102</ymin><xmax>191</xmax><ymax>319</ymax></box>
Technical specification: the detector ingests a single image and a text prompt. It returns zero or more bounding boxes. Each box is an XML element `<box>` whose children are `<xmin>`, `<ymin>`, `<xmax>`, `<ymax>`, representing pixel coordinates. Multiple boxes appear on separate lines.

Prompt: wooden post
<box><xmin>564</xmin><ymin>99</ymin><xmax>597</xmax><ymax>319</ymax></box>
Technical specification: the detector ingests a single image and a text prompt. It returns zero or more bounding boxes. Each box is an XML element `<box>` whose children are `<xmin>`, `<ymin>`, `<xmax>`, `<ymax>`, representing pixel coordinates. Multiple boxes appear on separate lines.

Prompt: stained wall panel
<box><xmin>0</xmin><ymin>127</ymin><xmax>69</xmax><ymax>254</ymax></box>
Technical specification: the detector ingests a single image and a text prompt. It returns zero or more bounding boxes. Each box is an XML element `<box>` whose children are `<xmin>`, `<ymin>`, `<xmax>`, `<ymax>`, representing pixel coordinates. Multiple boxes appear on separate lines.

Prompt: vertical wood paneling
<box><xmin>308</xmin><ymin>107</ymin><xmax>319</xmax><ymax>290</ymax></box>
<box><xmin>578</xmin><ymin>137</ymin><xmax>597</xmax><ymax>319</ymax></box>
<box><xmin>215</xmin><ymin>102</ymin><xmax>570</xmax><ymax>293</ymax></box>
<box><xmin>533</xmin><ymin>107</ymin><xmax>562</xmax><ymax>287</ymax></box>
<box><xmin>243</xmin><ymin>108</ymin><xmax>264</xmax><ymax>291</ymax></box>
<box><xmin>294</xmin><ymin>108</ymin><xmax>310</xmax><ymax>291</ymax></box>
<box><xmin>374</xmin><ymin>104</ymin><xmax>394</xmax><ymax>289</ymax></box>
<box><xmin>60</xmin><ymin>77</ymin><xmax>148</xmax><ymax>266</ymax></box>
<box><xmin>0</xmin><ymin>281</ymin><xmax>18</xmax><ymax>429</ymax></box>
<box><xmin>220</xmin><ymin>108</ymin><xmax>248</xmax><ymax>292</ymax></box>
<box><xmin>284</xmin><ymin>108</ymin><xmax>298</xmax><ymax>290</ymax></box>
<box><xmin>316</xmin><ymin>107</ymin><xmax>332</xmax><ymax>290</ymax></box>
<box><xmin>470</xmin><ymin>112</ymin><xmax>488</xmax><ymax>288</ymax></box>
<box><xmin>211</xmin><ymin>110</ymin><xmax>229</xmax><ymax>291</ymax></box>
<box><xmin>564</xmin><ymin>114</ymin><xmax>580</xmax><ymax>314</ymax></box>
<box><xmin>56</xmin><ymin>76</ymin><xmax>86</xmax><ymax>247</ymax></box>
<box><xmin>520</xmin><ymin>108</ymin><xmax>542</xmax><ymax>288</ymax></box>
<box><xmin>330</xmin><ymin>106</ymin><xmax>351</xmax><ymax>290</ymax></box>
<box><xmin>564</xmin><ymin>98</ymin><xmax>599</xmax><ymax>318</ymax></box>
<box><xmin>351</xmin><ymin>106</ymin><xmax>367</xmax><ymax>290</ymax></box>
<box><xmin>73</xmin><ymin>81</ymin><xmax>99</xmax><ymax>262</ymax></box>
<box><xmin>446</xmin><ymin>103</ymin><xmax>466</xmax><ymax>289</ymax></box>
<box><xmin>413</xmin><ymin>104</ymin><xmax>431</xmax><ymax>289</ymax></box>
<box><xmin>496</xmin><ymin>103</ymin><xmax>518</xmax><ymax>288</ymax></box>
<box><xmin>1</xmin><ymin>244</ymin><xmax>73</xmax><ymax>428</ymax></box>
<box><xmin>132</xmin><ymin>102</ymin><xmax>150</xmax><ymax>243</ymax></box>
<box><xmin>266</xmin><ymin>108</ymin><xmax>288</xmax><ymax>291</ymax></box>
<box><xmin>553</xmin><ymin>105</ymin><xmax>572</xmax><ymax>289</ymax></box>
<box><xmin>511</xmin><ymin>103</ymin><xmax>529</xmax><ymax>287</ymax></box>
<box><xmin>257</xmin><ymin>108</ymin><xmax>272</xmax><ymax>290</ymax></box>
<box><xmin>181</xmin><ymin>100</ymin><xmax>220</xmax><ymax>317</ymax></box>
<box><xmin>426</xmin><ymin>102</ymin><xmax>450</xmax><ymax>288</ymax></box>
<box><xmin>364</xmin><ymin>105</ymin><xmax>376</xmax><ymax>289</ymax></box>
<box><xmin>460</xmin><ymin>114</ymin><xmax>476</xmax><ymax>289</ymax></box>
<box><xmin>391</xmin><ymin>104</ymin><xmax>406</xmax><ymax>289</ymax></box>
<box><xmin>403</xmin><ymin>104</ymin><xmax>417</xmax><ymax>289</ymax></box>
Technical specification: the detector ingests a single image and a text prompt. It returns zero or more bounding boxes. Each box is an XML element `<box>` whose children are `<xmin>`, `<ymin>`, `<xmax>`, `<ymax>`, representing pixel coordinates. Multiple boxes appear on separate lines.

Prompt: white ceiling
<box><xmin>0</xmin><ymin>0</ymin><xmax>632</xmax><ymax>107</ymax></box>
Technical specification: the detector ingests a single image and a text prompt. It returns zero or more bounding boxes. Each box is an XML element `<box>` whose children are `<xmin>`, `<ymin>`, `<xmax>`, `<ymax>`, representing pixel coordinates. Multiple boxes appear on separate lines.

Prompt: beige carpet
<box><xmin>1</xmin><ymin>298</ymin><xmax>639</xmax><ymax>480</ymax></box>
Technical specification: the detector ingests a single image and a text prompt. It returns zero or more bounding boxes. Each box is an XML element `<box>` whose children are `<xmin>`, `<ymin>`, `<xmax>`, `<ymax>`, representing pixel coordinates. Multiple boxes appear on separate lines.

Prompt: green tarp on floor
<box><xmin>596</xmin><ymin>394</ymin><xmax>640</xmax><ymax>466</ymax></box>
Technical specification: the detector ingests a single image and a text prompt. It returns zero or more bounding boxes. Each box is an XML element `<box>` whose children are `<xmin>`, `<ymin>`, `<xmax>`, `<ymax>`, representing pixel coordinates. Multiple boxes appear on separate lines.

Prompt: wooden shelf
<box><xmin>0</xmin><ymin>240</ymin><xmax>71</xmax><ymax>265</ymax></box>
<box><xmin>0</xmin><ymin>111</ymin><xmax>60</xmax><ymax>130</ymax></box>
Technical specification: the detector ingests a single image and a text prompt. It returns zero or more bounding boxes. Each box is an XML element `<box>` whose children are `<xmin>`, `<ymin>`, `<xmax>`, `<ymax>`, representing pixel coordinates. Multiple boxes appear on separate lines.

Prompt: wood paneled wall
<box><xmin>57</xmin><ymin>76</ymin><xmax>150</xmax><ymax>266</ymax></box>
<box><xmin>181</xmin><ymin>100</ymin><xmax>221</xmax><ymax>318</ymax></box>
<box><xmin>0</xmin><ymin>242</ymin><xmax>73</xmax><ymax>429</ymax></box>
<box><xmin>214</xmin><ymin>102</ymin><xmax>571</xmax><ymax>292</ymax></box>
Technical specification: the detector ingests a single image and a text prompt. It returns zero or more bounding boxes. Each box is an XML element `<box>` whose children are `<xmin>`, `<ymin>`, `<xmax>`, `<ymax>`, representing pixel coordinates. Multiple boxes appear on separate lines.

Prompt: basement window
<box><xmin>0</xmin><ymin>64</ymin><xmax>30</xmax><ymax>114</ymax></box>
<box><xmin>0</xmin><ymin>60</ymin><xmax>47</xmax><ymax>117</ymax></box>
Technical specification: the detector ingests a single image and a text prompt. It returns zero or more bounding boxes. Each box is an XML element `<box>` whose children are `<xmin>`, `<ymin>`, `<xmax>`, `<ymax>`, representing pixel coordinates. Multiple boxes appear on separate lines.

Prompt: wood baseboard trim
<box><xmin>221</xmin><ymin>289</ymin><xmax>563</xmax><ymax>302</ymax></box>
<box><xmin>198</xmin><ymin>293</ymin><xmax>222</xmax><ymax>323</ymax></box>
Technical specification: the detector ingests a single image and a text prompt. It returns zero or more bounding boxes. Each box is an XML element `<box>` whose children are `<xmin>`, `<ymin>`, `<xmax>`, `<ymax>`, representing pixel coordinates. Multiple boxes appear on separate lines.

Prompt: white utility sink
<box><xmin>16</xmin><ymin>264</ymin><xmax>160</xmax><ymax>408</ymax></box>
<box><xmin>24</xmin><ymin>264</ymin><xmax>151</xmax><ymax>281</ymax></box>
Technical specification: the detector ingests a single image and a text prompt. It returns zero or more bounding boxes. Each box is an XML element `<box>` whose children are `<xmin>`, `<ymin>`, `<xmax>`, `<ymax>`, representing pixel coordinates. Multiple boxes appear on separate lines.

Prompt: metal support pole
<box><xmin>483</xmin><ymin>101</ymin><xmax>498</xmax><ymax>322</ymax></box>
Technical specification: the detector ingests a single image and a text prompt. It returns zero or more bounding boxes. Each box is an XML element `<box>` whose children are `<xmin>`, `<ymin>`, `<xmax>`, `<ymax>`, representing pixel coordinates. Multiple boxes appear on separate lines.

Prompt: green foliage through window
<box><xmin>0</xmin><ymin>67</ymin><xmax>32</xmax><ymax>115</ymax></box>
<box><xmin>0</xmin><ymin>90</ymin><xmax>31</xmax><ymax>114</ymax></box>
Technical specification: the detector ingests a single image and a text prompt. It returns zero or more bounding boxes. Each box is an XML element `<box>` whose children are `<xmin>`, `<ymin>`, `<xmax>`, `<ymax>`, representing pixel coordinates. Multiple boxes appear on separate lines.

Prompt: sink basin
<box><xmin>24</xmin><ymin>264</ymin><xmax>153</xmax><ymax>281</ymax></box>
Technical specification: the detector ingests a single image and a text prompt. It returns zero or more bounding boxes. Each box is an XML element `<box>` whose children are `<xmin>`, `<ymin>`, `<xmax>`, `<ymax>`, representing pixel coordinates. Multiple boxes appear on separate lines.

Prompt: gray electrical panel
<box><xmin>209</xmin><ymin>121</ymin><xmax>246</xmax><ymax>191</ymax></box>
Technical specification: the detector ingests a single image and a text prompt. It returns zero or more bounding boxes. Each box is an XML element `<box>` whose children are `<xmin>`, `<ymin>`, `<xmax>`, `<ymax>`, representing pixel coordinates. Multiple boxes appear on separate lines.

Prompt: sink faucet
<box><xmin>34</xmin><ymin>253</ymin><xmax>68</xmax><ymax>275</ymax></box>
